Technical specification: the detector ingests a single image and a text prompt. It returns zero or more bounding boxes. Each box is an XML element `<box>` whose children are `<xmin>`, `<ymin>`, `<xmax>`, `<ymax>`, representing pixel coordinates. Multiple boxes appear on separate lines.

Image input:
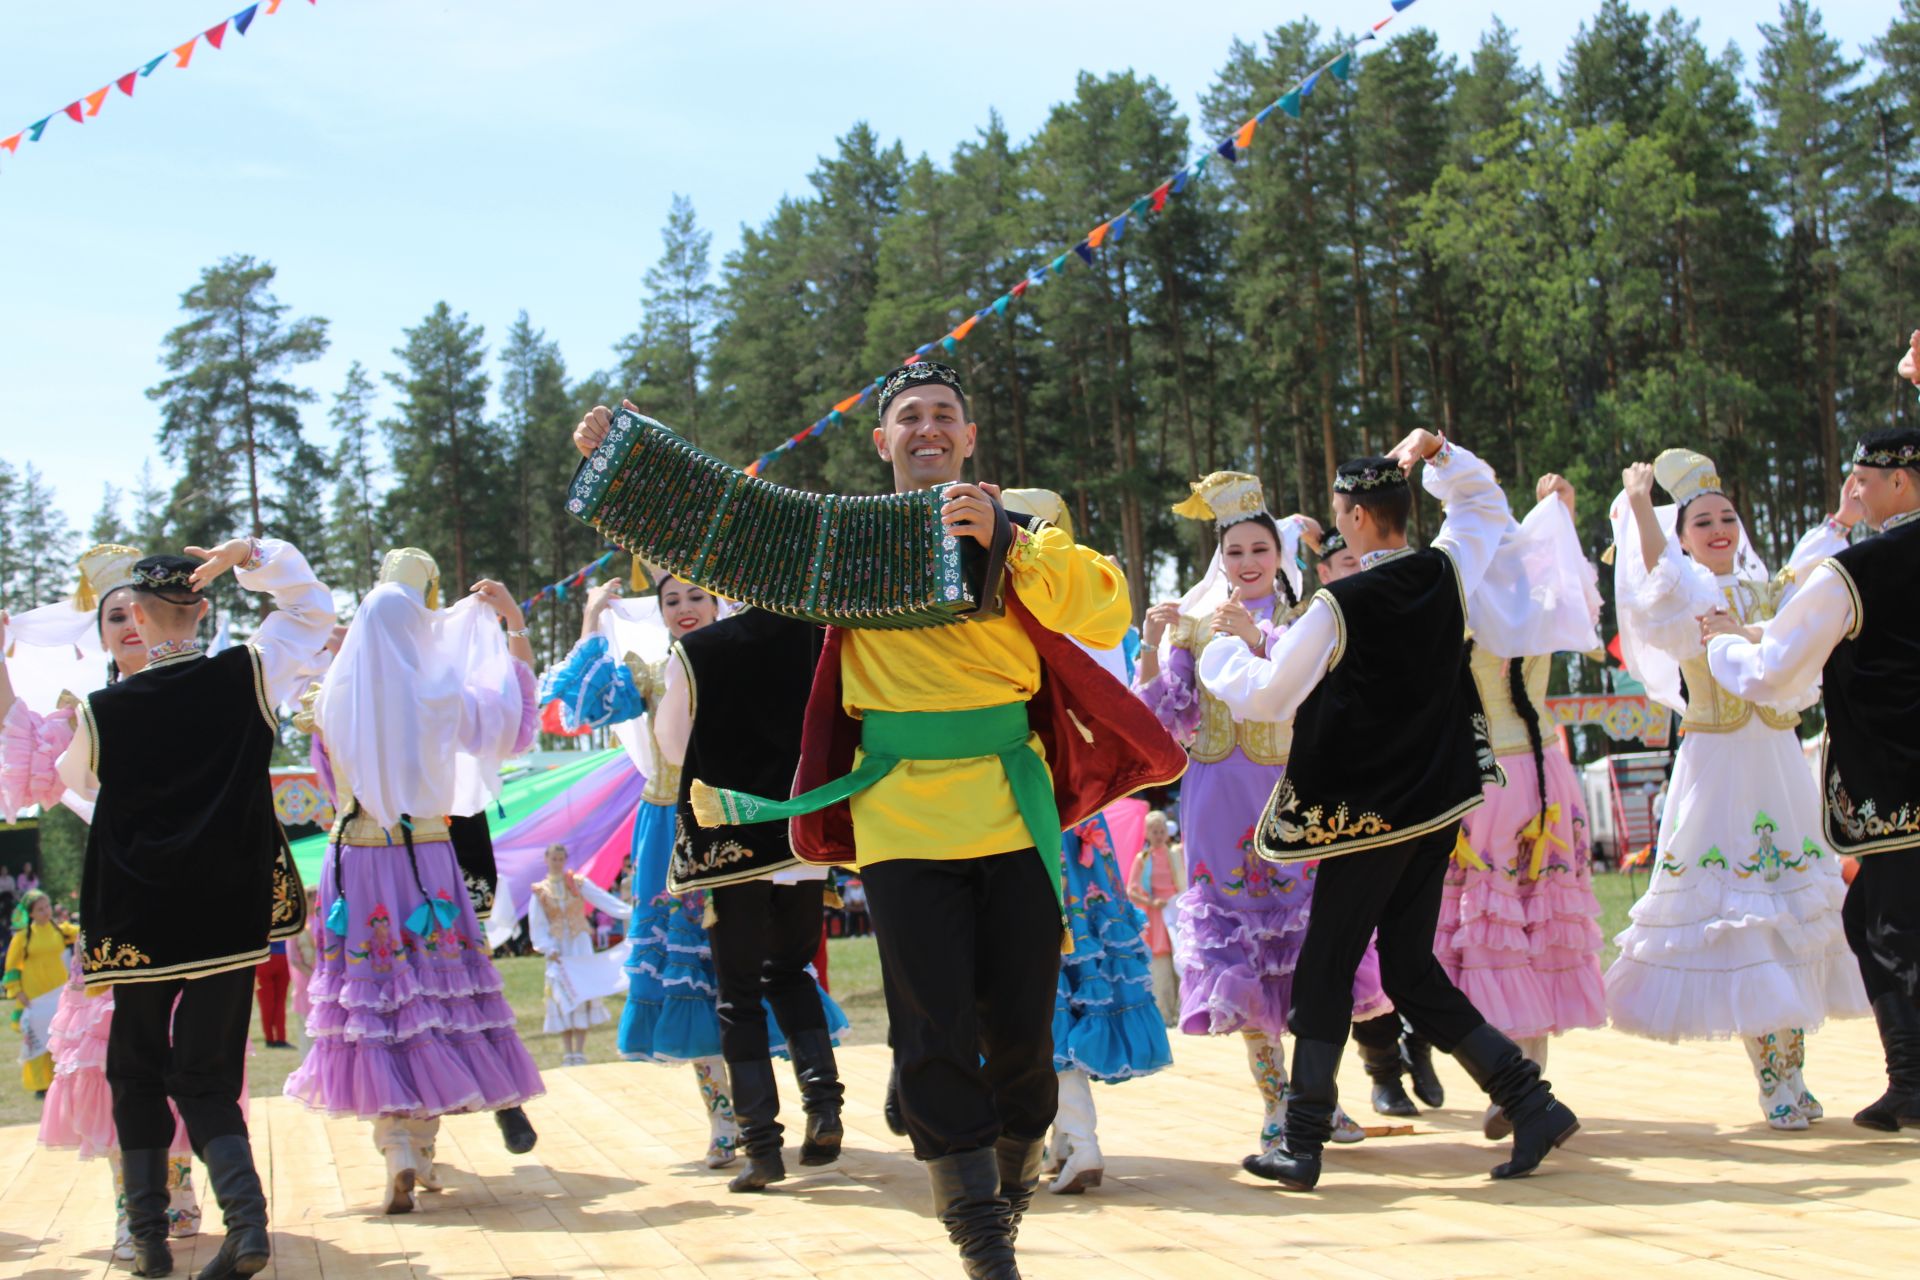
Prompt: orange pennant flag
<box><xmin>0</xmin><ymin>133</ymin><xmax>20</xmax><ymax>154</ymax></box>
<box><xmin>84</xmin><ymin>87</ymin><xmax>110</xmax><ymax>117</ymax></box>
<box><xmin>1236</xmin><ymin>118</ymin><xmax>1257</xmax><ymax>150</ymax></box>
<box><xmin>952</xmin><ymin>315</ymin><xmax>980</xmax><ymax>342</ymax></box>
<box><xmin>266</xmin><ymin>0</ymin><xmax>283</xmax><ymax>11</ymax></box>
<box><xmin>1087</xmin><ymin>221</ymin><xmax>1112</xmax><ymax>249</ymax></box>
<box><xmin>175</xmin><ymin>38</ymin><xmax>198</xmax><ymax>68</ymax></box>
<box><xmin>832</xmin><ymin>392</ymin><xmax>863</xmax><ymax>414</ymax></box>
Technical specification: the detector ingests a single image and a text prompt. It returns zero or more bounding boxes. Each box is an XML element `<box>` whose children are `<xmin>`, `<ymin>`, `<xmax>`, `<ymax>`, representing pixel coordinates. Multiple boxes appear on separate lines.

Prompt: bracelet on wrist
<box><xmin>506</xmin><ymin>626</ymin><xmax>531</xmax><ymax>639</ymax></box>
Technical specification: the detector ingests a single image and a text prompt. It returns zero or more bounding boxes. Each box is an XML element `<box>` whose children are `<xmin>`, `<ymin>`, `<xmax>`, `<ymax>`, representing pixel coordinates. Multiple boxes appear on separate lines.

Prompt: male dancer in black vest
<box><xmin>1708</xmin><ymin>418</ymin><xmax>1920</xmax><ymax>1132</ymax></box>
<box><xmin>650</xmin><ymin>607</ymin><xmax>845</xmax><ymax>1193</ymax></box>
<box><xmin>58</xmin><ymin>539</ymin><xmax>333</xmax><ymax>1278</ymax></box>
<box><xmin>1202</xmin><ymin>430</ymin><xmax>1578</xmax><ymax>1190</ymax></box>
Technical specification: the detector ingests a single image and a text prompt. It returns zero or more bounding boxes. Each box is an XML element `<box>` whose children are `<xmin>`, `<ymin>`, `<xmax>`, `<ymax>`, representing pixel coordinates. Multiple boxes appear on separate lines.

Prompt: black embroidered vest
<box><xmin>668</xmin><ymin>608</ymin><xmax>824</xmax><ymax>891</ymax></box>
<box><xmin>1256</xmin><ymin>546</ymin><xmax>1499</xmax><ymax>864</ymax></box>
<box><xmin>1820</xmin><ymin>516</ymin><xmax>1920</xmax><ymax>855</ymax></box>
<box><xmin>79</xmin><ymin>647</ymin><xmax>306</xmax><ymax>989</ymax></box>
<box><xmin>448</xmin><ymin>812</ymin><xmax>499</xmax><ymax>919</ymax></box>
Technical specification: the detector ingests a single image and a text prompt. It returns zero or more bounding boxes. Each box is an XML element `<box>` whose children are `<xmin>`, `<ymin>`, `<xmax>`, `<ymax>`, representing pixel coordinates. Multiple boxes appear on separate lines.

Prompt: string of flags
<box><xmin>743</xmin><ymin>0</ymin><xmax>1422</xmax><ymax>477</ymax></box>
<box><xmin>519</xmin><ymin>550</ymin><xmax>618</xmax><ymax>616</ymax></box>
<box><xmin>1</xmin><ymin>1</ymin><xmax>316</xmax><ymax>173</ymax></box>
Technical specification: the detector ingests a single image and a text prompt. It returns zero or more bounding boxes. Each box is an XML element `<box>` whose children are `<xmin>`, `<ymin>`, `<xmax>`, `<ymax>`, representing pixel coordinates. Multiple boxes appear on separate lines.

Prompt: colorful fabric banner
<box><xmin>519</xmin><ymin>548</ymin><xmax>619</xmax><ymax>615</ymax></box>
<box><xmin>743</xmin><ymin>0</ymin><xmax>1422</xmax><ymax>476</ymax></box>
<box><xmin>3</xmin><ymin>1</ymin><xmax>313</xmax><ymax>174</ymax></box>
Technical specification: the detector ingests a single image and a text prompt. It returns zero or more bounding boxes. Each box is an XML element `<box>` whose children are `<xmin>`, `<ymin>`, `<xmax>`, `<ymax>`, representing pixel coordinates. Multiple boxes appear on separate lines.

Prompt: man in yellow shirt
<box><xmin>573</xmin><ymin>364</ymin><xmax>1179</xmax><ymax>1280</ymax></box>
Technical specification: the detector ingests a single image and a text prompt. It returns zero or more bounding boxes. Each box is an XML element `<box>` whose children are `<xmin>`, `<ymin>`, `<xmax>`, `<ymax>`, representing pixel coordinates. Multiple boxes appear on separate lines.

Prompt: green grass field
<box><xmin>0</xmin><ymin>873</ymin><xmax>1654</xmax><ymax>1131</ymax></box>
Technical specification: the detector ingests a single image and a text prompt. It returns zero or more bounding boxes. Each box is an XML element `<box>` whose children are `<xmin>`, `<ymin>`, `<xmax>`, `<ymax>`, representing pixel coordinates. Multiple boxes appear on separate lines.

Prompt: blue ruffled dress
<box><xmin>542</xmin><ymin>635</ymin><xmax>848</xmax><ymax>1063</ymax></box>
<box><xmin>1052</xmin><ymin>811</ymin><xmax>1173</xmax><ymax>1081</ymax></box>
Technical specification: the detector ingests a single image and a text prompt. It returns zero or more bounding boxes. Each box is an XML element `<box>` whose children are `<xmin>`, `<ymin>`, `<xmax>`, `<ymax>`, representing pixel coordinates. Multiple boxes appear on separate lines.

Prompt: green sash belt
<box><xmin>688</xmin><ymin>702</ymin><xmax>1064</xmax><ymax>914</ymax></box>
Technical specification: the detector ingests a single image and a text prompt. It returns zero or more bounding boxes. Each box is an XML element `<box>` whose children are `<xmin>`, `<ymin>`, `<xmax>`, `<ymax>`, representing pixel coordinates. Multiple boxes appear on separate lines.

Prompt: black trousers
<box><xmin>863</xmin><ymin>849</ymin><xmax>1062</xmax><ymax>1161</ymax></box>
<box><xmin>1289</xmin><ymin>822</ymin><xmax>1487</xmax><ymax>1052</ymax></box>
<box><xmin>106</xmin><ymin>966</ymin><xmax>255</xmax><ymax>1152</ymax></box>
<box><xmin>708</xmin><ymin>878</ymin><xmax>829</xmax><ymax>1062</ymax></box>
<box><xmin>1842</xmin><ymin>853</ymin><xmax>1920</xmax><ymax>1004</ymax></box>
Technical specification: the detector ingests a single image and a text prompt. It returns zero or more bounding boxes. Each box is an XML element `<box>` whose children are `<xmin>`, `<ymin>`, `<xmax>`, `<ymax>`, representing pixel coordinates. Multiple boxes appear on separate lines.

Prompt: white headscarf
<box><xmin>1608</xmin><ymin>488</ymin><xmax>1768</xmax><ymax>714</ymax></box>
<box><xmin>313</xmin><ymin>582</ymin><xmax>521</xmax><ymax>828</ymax></box>
<box><xmin>1468</xmin><ymin>494</ymin><xmax>1604</xmax><ymax>660</ymax></box>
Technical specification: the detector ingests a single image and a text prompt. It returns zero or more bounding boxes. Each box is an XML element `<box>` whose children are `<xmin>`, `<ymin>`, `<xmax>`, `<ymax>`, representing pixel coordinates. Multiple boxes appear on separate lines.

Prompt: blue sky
<box><xmin>1</xmin><ymin>0</ymin><xmax>1894</xmax><ymax>541</ymax></box>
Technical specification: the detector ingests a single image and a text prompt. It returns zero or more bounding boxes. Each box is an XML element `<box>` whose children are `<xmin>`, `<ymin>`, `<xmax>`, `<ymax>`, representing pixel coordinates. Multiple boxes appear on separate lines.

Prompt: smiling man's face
<box><xmin>872</xmin><ymin>384</ymin><xmax>976</xmax><ymax>493</ymax></box>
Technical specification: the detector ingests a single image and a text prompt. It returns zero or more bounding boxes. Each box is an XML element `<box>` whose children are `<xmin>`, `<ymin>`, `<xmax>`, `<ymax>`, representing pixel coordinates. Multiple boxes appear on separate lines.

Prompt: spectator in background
<box><xmin>1127</xmin><ymin>811</ymin><xmax>1185</xmax><ymax>1027</ymax></box>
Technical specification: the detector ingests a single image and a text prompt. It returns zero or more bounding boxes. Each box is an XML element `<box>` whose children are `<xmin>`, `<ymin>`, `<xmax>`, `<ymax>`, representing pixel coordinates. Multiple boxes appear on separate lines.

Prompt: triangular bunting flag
<box><xmin>1150</xmin><ymin>179</ymin><xmax>1173</xmax><ymax>211</ymax></box>
<box><xmin>1012</xmin><ymin>277</ymin><xmax>1032</xmax><ymax>297</ymax></box>
<box><xmin>941</xmin><ymin>336</ymin><xmax>959</xmax><ymax>352</ymax></box>
<box><xmin>266</xmin><ymin>0</ymin><xmax>283</xmax><ymax>11</ymax></box>
<box><xmin>1331</xmin><ymin>52</ymin><xmax>1354</xmax><ymax>81</ymax></box>
<box><xmin>117</xmin><ymin>71</ymin><xmax>139</xmax><ymax>96</ymax></box>
<box><xmin>1051</xmin><ymin>252</ymin><xmax>1072</xmax><ymax>273</ymax></box>
<box><xmin>235</xmin><ymin>4</ymin><xmax>260</xmax><ymax>35</ymax></box>
<box><xmin>62</xmin><ymin>101</ymin><xmax>84</xmax><ymax>123</ymax></box>
<box><xmin>26</xmin><ymin>117</ymin><xmax>50</xmax><ymax>142</ymax></box>
<box><xmin>1392</xmin><ymin>0</ymin><xmax>1417</xmax><ymax>10</ymax></box>
<box><xmin>953</xmin><ymin>315</ymin><xmax>980</xmax><ymax>341</ymax></box>
<box><xmin>1235</xmin><ymin>118</ymin><xmax>1257</xmax><ymax>150</ymax></box>
<box><xmin>1072</xmin><ymin>240</ymin><xmax>1094</xmax><ymax>265</ymax></box>
<box><xmin>1278</xmin><ymin>89</ymin><xmax>1303</xmax><ymax>119</ymax></box>
<box><xmin>833</xmin><ymin>392</ymin><xmax>862</xmax><ymax>414</ymax></box>
<box><xmin>142</xmin><ymin>54</ymin><xmax>166</xmax><ymax>75</ymax></box>
<box><xmin>175</xmin><ymin>38</ymin><xmax>198</xmax><ymax>68</ymax></box>
<box><xmin>1087</xmin><ymin>221</ymin><xmax>1111</xmax><ymax>250</ymax></box>
<box><xmin>1170</xmin><ymin>168</ymin><xmax>1190</xmax><ymax>195</ymax></box>
<box><xmin>0</xmin><ymin>133</ymin><xmax>19</xmax><ymax>155</ymax></box>
<box><xmin>205</xmin><ymin>21</ymin><xmax>230</xmax><ymax>49</ymax></box>
<box><xmin>1216</xmin><ymin>138</ymin><xmax>1236</xmax><ymax>163</ymax></box>
<box><xmin>992</xmin><ymin>294</ymin><xmax>1011</xmax><ymax>316</ymax></box>
<box><xmin>1193</xmin><ymin>153</ymin><xmax>1212</xmax><ymax>177</ymax></box>
<box><xmin>914</xmin><ymin>342</ymin><xmax>936</xmax><ymax>356</ymax></box>
<box><xmin>1372</xmin><ymin>17</ymin><xmax>1392</xmax><ymax>31</ymax></box>
<box><xmin>1111</xmin><ymin>214</ymin><xmax>1130</xmax><ymax>243</ymax></box>
<box><xmin>1301</xmin><ymin>69</ymin><xmax>1323</xmax><ymax>99</ymax></box>
<box><xmin>84</xmin><ymin>88</ymin><xmax>110</xmax><ymax>117</ymax></box>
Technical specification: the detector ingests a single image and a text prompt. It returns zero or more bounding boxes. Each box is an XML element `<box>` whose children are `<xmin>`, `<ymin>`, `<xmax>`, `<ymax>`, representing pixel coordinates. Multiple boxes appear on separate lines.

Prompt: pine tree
<box><xmin>0</xmin><ymin>460</ymin><xmax>18</xmax><ymax>602</ymax></box>
<box><xmin>128</xmin><ymin>460</ymin><xmax>172</xmax><ymax>556</ymax></box>
<box><xmin>89</xmin><ymin>484</ymin><xmax>127</xmax><ymax>545</ymax></box>
<box><xmin>326</xmin><ymin>361</ymin><xmax>383</xmax><ymax>600</ymax></box>
<box><xmin>617</xmin><ymin>195</ymin><xmax>715</xmax><ymax>440</ymax></box>
<box><xmin>146</xmin><ymin>255</ymin><xmax>330</xmax><ymax>544</ymax></box>
<box><xmin>382</xmin><ymin>303</ymin><xmax>498</xmax><ymax>589</ymax></box>
<box><xmin>13</xmin><ymin>466</ymin><xmax>76</xmax><ymax>606</ymax></box>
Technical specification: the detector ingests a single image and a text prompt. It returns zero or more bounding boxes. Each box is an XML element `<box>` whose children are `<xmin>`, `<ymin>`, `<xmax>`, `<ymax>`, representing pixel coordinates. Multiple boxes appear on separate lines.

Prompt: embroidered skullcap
<box><xmin>1333</xmin><ymin>457</ymin><xmax>1408</xmax><ymax>495</ymax></box>
<box><xmin>876</xmin><ymin>362</ymin><xmax>968</xmax><ymax>421</ymax></box>
<box><xmin>130</xmin><ymin>554</ymin><xmax>204</xmax><ymax>605</ymax></box>
<box><xmin>1319</xmin><ymin>531</ymin><xmax>1348</xmax><ymax>557</ymax></box>
<box><xmin>1853</xmin><ymin>428</ymin><xmax>1920</xmax><ymax>469</ymax></box>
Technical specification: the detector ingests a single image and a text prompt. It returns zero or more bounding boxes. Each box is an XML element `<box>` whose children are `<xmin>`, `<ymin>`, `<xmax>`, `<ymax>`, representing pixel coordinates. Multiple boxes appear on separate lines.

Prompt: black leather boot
<box><xmin>1242</xmin><ymin>1038</ymin><xmax>1341</xmax><ymax>1190</ymax></box>
<box><xmin>494</xmin><ymin>1106</ymin><xmax>538</xmax><ymax>1154</ymax></box>
<box><xmin>994</xmin><ymin>1134</ymin><xmax>1045</xmax><ymax>1243</ymax></box>
<box><xmin>1403</xmin><ymin>1025</ymin><xmax>1445</xmax><ymax>1108</ymax></box>
<box><xmin>1452</xmin><ymin>1022</ymin><xmax>1579</xmax><ymax>1179</ymax></box>
<box><xmin>884</xmin><ymin>1061</ymin><xmax>908</xmax><ymax>1136</ymax></box>
<box><xmin>928</xmin><ymin>1147</ymin><xmax>1020</xmax><ymax>1280</ymax></box>
<box><xmin>1352</xmin><ymin>1014</ymin><xmax>1419</xmax><ymax>1117</ymax></box>
<box><xmin>123</xmin><ymin>1148</ymin><xmax>174</xmax><ymax>1277</ymax></box>
<box><xmin>727</xmin><ymin>1058</ymin><xmax>787</xmax><ymax>1192</ymax></box>
<box><xmin>788</xmin><ymin>1029</ymin><xmax>846</xmax><ymax>1166</ymax></box>
<box><xmin>194</xmin><ymin>1135</ymin><xmax>270</xmax><ymax>1279</ymax></box>
<box><xmin>1856</xmin><ymin>992</ymin><xmax>1920</xmax><ymax>1131</ymax></box>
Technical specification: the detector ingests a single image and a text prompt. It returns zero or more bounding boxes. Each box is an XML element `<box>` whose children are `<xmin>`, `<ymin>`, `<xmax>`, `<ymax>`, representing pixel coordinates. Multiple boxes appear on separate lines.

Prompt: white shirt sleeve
<box><xmin>1424</xmin><ymin>442</ymin><xmax>1513</xmax><ymax>603</ymax></box>
<box><xmin>1706</xmin><ymin>563</ymin><xmax>1854</xmax><ymax>706</ymax></box>
<box><xmin>527</xmin><ymin>891</ymin><xmax>554</xmax><ymax>954</ymax></box>
<box><xmin>1196</xmin><ymin>598</ymin><xmax>1338</xmax><ymax>726</ymax></box>
<box><xmin>578</xmin><ymin>876</ymin><xmax>635</xmax><ymax>920</ymax></box>
<box><xmin>55</xmin><ymin>709</ymin><xmax>99</xmax><ymax>802</ymax></box>
<box><xmin>238</xmin><ymin>538</ymin><xmax>338</xmax><ymax>709</ymax></box>
<box><xmin>1778</xmin><ymin>519</ymin><xmax>1849</xmax><ymax>607</ymax></box>
<box><xmin>653</xmin><ymin>648</ymin><xmax>693</xmax><ymax>769</ymax></box>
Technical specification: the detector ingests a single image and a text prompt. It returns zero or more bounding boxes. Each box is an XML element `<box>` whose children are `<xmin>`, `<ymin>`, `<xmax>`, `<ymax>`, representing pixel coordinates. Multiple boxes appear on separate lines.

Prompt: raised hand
<box><xmin>183</xmin><ymin>538</ymin><xmax>255</xmax><ymax>591</ymax></box>
<box><xmin>469</xmin><ymin>579</ymin><xmax>526</xmax><ymax>632</ymax></box>
<box><xmin>1211</xmin><ymin>585</ymin><xmax>1263</xmax><ymax>651</ymax></box>
<box><xmin>1901</xmin><ymin>330</ymin><xmax>1920</xmax><ymax>386</ymax></box>
<box><xmin>1287</xmin><ymin>513</ymin><xmax>1325</xmax><ymax>553</ymax></box>
<box><xmin>574</xmin><ymin>406</ymin><xmax>613</xmax><ymax>459</ymax></box>
<box><xmin>1536</xmin><ymin>472</ymin><xmax>1575</xmax><ymax>514</ymax></box>
<box><xmin>940</xmin><ymin>483</ymin><xmax>1001</xmax><ymax>549</ymax></box>
<box><xmin>1142</xmin><ymin>601</ymin><xmax>1184</xmax><ymax>647</ymax></box>
<box><xmin>1386</xmin><ymin>429</ymin><xmax>1444</xmax><ymax>474</ymax></box>
<box><xmin>1621</xmin><ymin>461</ymin><xmax>1655</xmax><ymax>504</ymax></box>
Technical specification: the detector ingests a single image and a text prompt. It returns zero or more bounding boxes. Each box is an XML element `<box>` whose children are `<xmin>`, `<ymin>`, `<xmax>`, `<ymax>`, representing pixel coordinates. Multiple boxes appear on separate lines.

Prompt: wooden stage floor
<box><xmin>4</xmin><ymin>1019</ymin><xmax>1918</xmax><ymax>1279</ymax></box>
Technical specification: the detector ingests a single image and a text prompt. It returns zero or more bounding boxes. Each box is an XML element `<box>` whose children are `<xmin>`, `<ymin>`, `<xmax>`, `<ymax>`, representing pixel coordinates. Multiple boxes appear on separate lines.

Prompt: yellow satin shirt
<box><xmin>839</xmin><ymin>524</ymin><xmax>1131</xmax><ymax>866</ymax></box>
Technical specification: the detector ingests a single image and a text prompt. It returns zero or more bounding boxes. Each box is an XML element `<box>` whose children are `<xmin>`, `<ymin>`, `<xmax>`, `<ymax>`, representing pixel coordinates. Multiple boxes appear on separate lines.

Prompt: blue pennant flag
<box><xmin>1392</xmin><ymin>0</ymin><xmax>1418</xmax><ymax>10</ymax></box>
<box><xmin>234</xmin><ymin>4</ymin><xmax>259</xmax><ymax>35</ymax></box>
<box><xmin>1216</xmin><ymin>138</ymin><xmax>1237</xmax><ymax>163</ymax></box>
<box><xmin>1278</xmin><ymin>88</ymin><xmax>1303</xmax><ymax>119</ymax></box>
<box><xmin>915</xmin><ymin>342</ymin><xmax>936</xmax><ymax>356</ymax></box>
<box><xmin>141</xmin><ymin>54</ymin><xmax>166</xmax><ymax>75</ymax></box>
<box><xmin>1170</xmin><ymin>167</ymin><xmax>1191</xmax><ymax>195</ymax></box>
<box><xmin>942</xmin><ymin>335</ymin><xmax>959</xmax><ymax>351</ymax></box>
<box><xmin>1301</xmin><ymin>69</ymin><xmax>1323</xmax><ymax>98</ymax></box>
<box><xmin>1072</xmin><ymin>240</ymin><xmax>1094</xmax><ymax>265</ymax></box>
<box><xmin>1108</xmin><ymin>214</ymin><xmax>1129</xmax><ymax>243</ymax></box>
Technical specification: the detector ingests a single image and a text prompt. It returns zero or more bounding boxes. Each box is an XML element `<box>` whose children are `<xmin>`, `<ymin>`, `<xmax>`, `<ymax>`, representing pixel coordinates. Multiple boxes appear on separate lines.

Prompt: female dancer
<box><xmin>289</xmin><ymin>548</ymin><xmax>545</xmax><ymax>1212</ymax></box>
<box><xmin>542</xmin><ymin>573</ymin><xmax>846</xmax><ymax>1168</ymax></box>
<box><xmin>528</xmin><ymin>841</ymin><xmax>634</xmax><ymax>1065</ymax></box>
<box><xmin>1606</xmin><ymin>450</ymin><xmax>1868</xmax><ymax>1128</ymax></box>
<box><xmin>1434</xmin><ymin>473</ymin><xmax>1609</xmax><ymax>1138</ymax></box>
<box><xmin>1137</xmin><ymin>474</ymin><xmax>1384</xmax><ymax>1155</ymax></box>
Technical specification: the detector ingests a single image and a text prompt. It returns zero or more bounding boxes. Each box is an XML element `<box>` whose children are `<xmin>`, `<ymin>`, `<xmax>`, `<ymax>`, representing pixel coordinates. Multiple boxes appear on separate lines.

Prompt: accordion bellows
<box><xmin>567</xmin><ymin>408</ymin><xmax>996</xmax><ymax>629</ymax></box>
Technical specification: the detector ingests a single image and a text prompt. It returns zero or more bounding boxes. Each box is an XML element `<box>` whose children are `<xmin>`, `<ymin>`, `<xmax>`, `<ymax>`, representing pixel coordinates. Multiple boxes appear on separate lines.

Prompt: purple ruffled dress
<box><xmin>1138</xmin><ymin>601</ymin><xmax>1390</xmax><ymax>1039</ymax></box>
<box><xmin>284</xmin><ymin>665</ymin><xmax>546</xmax><ymax>1119</ymax></box>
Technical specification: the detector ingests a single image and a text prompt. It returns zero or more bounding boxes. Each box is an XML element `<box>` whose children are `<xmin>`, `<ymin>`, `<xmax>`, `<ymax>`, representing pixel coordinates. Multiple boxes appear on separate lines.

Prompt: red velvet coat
<box><xmin>789</xmin><ymin>592</ymin><xmax>1188</xmax><ymax>865</ymax></box>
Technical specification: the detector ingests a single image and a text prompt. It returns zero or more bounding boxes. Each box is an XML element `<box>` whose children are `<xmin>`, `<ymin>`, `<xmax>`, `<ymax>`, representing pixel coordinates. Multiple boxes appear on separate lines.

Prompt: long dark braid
<box><xmin>1508</xmin><ymin>655</ymin><xmax>1549</xmax><ymax>832</ymax></box>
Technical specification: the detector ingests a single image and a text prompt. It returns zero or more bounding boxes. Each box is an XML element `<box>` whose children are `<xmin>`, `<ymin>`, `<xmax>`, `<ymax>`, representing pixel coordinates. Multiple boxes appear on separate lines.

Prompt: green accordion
<box><xmin>566</xmin><ymin>408</ymin><xmax>1005</xmax><ymax>629</ymax></box>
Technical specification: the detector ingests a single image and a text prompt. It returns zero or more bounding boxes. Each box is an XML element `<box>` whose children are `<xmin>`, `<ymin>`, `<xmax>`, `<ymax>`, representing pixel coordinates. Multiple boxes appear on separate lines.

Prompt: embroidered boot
<box><xmin>1242</xmin><ymin>1037</ymin><xmax>1340</xmax><ymax>1190</ymax></box>
<box><xmin>409</xmin><ymin>1118</ymin><xmax>444</xmax><ymax>1193</ymax></box>
<box><xmin>1351</xmin><ymin>1012</ymin><xmax>1419</xmax><ymax>1118</ymax></box>
<box><xmin>1856</xmin><ymin>993</ymin><xmax>1920</xmax><ymax>1131</ymax></box>
<box><xmin>1453</xmin><ymin>1023</ymin><xmax>1579</xmax><ymax>1178</ymax></box>
<box><xmin>1779</xmin><ymin>1027</ymin><xmax>1821</xmax><ymax>1121</ymax></box>
<box><xmin>1243</xmin><ymin>1031</ymin><xmax>1289</xmax><ymax>1154</ymax></box>
<box><xmin>373</xmin><ymin>1118</ymin><xmax>418</xmax><ymax>1215</ymax></box>
<box><xmin>166</xmin><ymin>1153</ymin><xmax>203</xmax><ymax>1237</ymax></box>
<box><xmin>1746</xmin><ymin>1031</ymin><xmax>1809</xmax><ymax>1130</ymax></box>
<box><xmin>107</xmin><ymin>1148</ymin><xmax>137</xmax><ymax>1263</ymax></box>
<box><xmin>692</xmin><ymin>1056</ymin><xmax>741</xmax><ymax>1168</ymax></box>
<box><xmin>1048</xmin><ymin>1069</ymin><xmax>1103</xmax><ymax>1195</ymax></box>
